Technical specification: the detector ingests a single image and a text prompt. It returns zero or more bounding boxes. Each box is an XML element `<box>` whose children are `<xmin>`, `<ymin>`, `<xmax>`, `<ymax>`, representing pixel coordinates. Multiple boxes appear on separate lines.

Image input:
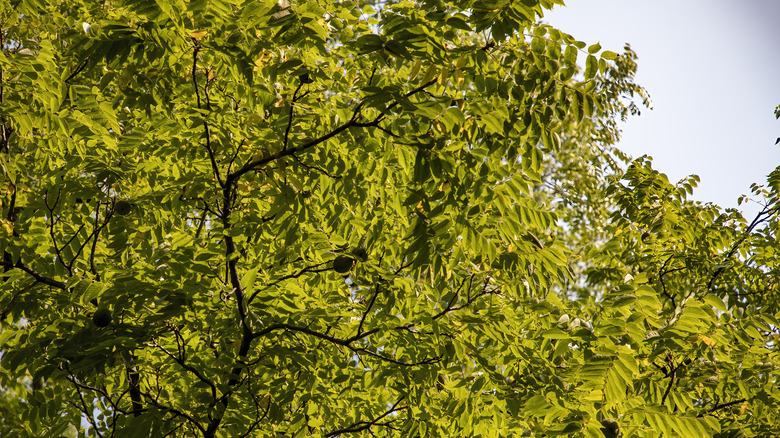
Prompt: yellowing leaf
<box><xmin>698</xmin><ymin>334</ymin><xmax>716</xmax><ymax>347</ymax></box>
<box><xmin>1</xmin><ymin>219</ymin><xmax>13</xmax><ymax>234</ymax></box>
<box><xmin>409</xmin><ymin>59</ymin><xmax>422</xmax><ymax>80</ymax></box>
<box><xmin>189</xmin><ymin>29</ymin><xmax>208</xmax><ymax>40</ymax></box>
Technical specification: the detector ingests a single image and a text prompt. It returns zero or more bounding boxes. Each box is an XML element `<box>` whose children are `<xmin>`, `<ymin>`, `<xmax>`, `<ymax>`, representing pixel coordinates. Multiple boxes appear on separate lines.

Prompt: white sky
<box><xmin>543</xmin><ymin>0</ymin><xmax>780</xmax><ymax>219</ymax></box>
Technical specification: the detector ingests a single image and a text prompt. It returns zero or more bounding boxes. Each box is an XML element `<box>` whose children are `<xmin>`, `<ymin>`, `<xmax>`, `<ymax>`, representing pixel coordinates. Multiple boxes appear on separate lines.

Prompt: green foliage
<box><xmin>1</xmin><ymin>0</ymin><xmax>779</xmax><ymax>437</ymax></box>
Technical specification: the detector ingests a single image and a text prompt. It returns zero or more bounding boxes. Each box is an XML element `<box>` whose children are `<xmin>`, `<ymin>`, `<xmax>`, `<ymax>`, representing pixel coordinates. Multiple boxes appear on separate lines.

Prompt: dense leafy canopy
<box><xmin>1</xmin><ymin>0</ymin><xmax>779</xmax><ymax>437</ymax></box>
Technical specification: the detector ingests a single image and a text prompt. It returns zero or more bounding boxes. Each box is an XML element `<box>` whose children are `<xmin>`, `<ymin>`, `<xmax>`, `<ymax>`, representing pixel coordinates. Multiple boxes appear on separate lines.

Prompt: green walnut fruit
<box><xmin>92</xmin><ymin>308</ymin><xmax>112</xmax><ymax>327</ymax></box>
<box><xmin>115</xmin><ymin>201</ymin><xmax>132</xmax><ymax>216</ymax></box>
<box><xmin>332</xmin><ymin>255</ymin><xmax>354</xmax><ymax>274</ymax></box>
<box><xmin>600</xmin><ymin>418</ymin><xmax>619</xmax><ymax>438</ymax></box>
<box><xmin>352</xmin><ymin>248</ymin><xmax>368</xmax><ymax>262</ymax></box>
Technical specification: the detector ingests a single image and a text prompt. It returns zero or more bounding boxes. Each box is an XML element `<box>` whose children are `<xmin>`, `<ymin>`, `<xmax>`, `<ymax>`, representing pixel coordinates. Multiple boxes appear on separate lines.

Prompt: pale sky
<box><xmin>543</xmin><ymin>0</ymin><xmax>780</xmax><ymax>219</ymax></box>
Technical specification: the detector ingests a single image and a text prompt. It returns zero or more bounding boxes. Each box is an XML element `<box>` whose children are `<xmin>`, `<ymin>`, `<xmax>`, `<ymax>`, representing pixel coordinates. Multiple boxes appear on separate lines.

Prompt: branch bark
<box><xmin>697</xmin><ymin>399</ymin><xmax>747</xmax><ymax>417</ymax></box>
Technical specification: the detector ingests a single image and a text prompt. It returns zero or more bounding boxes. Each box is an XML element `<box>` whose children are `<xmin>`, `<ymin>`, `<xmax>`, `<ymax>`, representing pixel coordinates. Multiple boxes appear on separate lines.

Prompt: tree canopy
<box><xmin>1</xmin><ymin>0</ymin><xmax>779</xmax><ymax>437</ymax></box>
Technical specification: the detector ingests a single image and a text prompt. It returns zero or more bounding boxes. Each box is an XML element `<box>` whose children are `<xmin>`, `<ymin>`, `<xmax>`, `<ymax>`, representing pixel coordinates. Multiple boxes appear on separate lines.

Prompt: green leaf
<box><xmin>564</xmin><ymin>45</ymin><xmax>578</xmax><ymax>67</ymax></box>
<box><xmin>585</xmin><ymin>54</ymin><xmax>598</xmax><ymax>78</ymax></box>
<box><xmin>601</xmin><ymin>50</ymin><xmax>618</xmax><ymax>60</ymax></box>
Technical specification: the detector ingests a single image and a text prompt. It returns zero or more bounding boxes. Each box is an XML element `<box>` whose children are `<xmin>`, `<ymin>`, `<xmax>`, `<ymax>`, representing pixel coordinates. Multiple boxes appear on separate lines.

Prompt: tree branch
<box><xmin>138</xmin><ymin>390</ymin><xmax>208</xmax><ymax>435</ymax></box>
<box><xmin>0</xmin><ymin>281</ymin><xmax>33</xmax><ymax>320</ymax></box>
<box><xmin>247</xmin><ymin>261</ymin><xmax>331</xmax><ymax>304</ymax></box>
<box><xmin>357</xmin><ymin>284</ymin><xmax>381</xmax><ymax>336</ymax></box>
<box><xmin>67</xmin><ymin>380</ymin><xmax>105</xmax><ymax>438</ymax></box>
<box><xmin>283</xmin><ymin>82</ymin><xmax>305</xmax><ymax>151</ymax></box>
<box><xmin>205</xmin><ymin>76</ymin><xmax>438</xmax><ymax>437</ymax></box>
<box><xmin>697</xmin><ymin>399</ymin><xmax>747</xmax><ymax>417</ymax></box>
<box><xmin>227</xmin><ymin>78</ymin><xmax>438</xmax><ymax>185</ymax></box>
<box><xmin>324</xmin><ymin>396</ymin><xmax>407</xmax><ymax>437</ymax></box>
<box><xmin>252</xmin><ymin>322</ymin><xmax>378</xmax><ymax>346</ymax></box>
<box><xmin>63</xmin><ymin>56</ymin><xmax>90</xmax><ymax>84</ymax></box>
<box><xmin>153</xmin><ymin>339</ymin><xmax>217</xmax><ymax>403</ymax></box>
<box><xmin>707</xmin><ymin>203</ymin><xmax>779</xmax><ymax>290</ymax></box>
<box><xmin>660</xmin><ymin>354</ymin><xmax>685</xmax><ymax>406</ymax></box>
<box><xmin>192</xmin><ymin>43</ymin><xmax>224</xmax><ymax>188</ymax></box>
<box><xmin>1</xmin><ymin>258</ymin><xmax>67</xmax><ymax>290</ymax></box>
<box><xmin>89</xmin><ymin>201</ymin><xmax>113</xmax><ymax>281</ymax></box>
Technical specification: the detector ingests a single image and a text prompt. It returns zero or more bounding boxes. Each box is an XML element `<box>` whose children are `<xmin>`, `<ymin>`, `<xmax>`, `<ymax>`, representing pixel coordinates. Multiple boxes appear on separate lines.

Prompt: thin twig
<box><xmin>247</xmin><ymin>262</ymin><xmax>330</xmax><ymax>304</ymax></box>
<box><xmin>291</xmin><ymin>153</ymin><xmax>342</xmax><ymax>178</ymax></box>
<box><xmin>325</xmin><ymin>396</ymin><xmax>406</xmax><ymax>437</ymax></box>
<box><xmin>64</xmin><ymin>56</ymin><xmax>90</xmax><ymax>84</ymax></box>
<box><xmin>357</xmin><ymin>284</ymin><xmax>381</xmax><ymax>336</ymax></box>
<box><xmin>697</xmin><ymin>399</ymin><xmax>747</xmax><ymax>417</ymax></box>
<box><xmin>660</xmin><ymin>354</ymin><xmax>682</xmax><ymax>406</ymax></box>
<box><xmin>707</xmin><ymin>204</ymin><xmax>779</xmax><ymax>290</ymax></box>
<box><xmin>283</xmin><ymin>82</ymin><xmax>305</xmax><ymax>151</ymax></box>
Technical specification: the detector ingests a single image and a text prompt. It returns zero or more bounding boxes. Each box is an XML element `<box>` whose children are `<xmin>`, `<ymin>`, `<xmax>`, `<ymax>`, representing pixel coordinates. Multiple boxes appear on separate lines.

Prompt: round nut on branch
<box><xmin>600</xmin><ymin>418</ymin><xmax>619</xmax><ymax>438</ymax></box>
<box><xmin>115</xmin><ymin>201</ymin><xmax>132</xmax><ymax>216</ymax></box>
<box><xmin>92</xmin><ymin>308</ymin><xmax>112</xmax><ymax>327</ymax></box>
<box><xmin>333</xmin><ymin>255</ymin><xmax>355</xmax><ymax>274</ymax></box>
<box><xmin>352</xmin><ymin>247</ymin><xmax>368</xmax><ymax>262</ymax></box>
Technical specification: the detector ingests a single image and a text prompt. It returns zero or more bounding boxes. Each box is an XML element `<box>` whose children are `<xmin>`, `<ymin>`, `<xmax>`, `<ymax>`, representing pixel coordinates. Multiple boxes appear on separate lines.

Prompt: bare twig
<box><xmin>67</xmin><ymin>377</ymin><xmax>105</xmax><ymax>438</ymax></box>
<box><xmin>291</xmin><ymin>153</ymin><xmax>342</xmax><ymax>178</ymax></box>
<box><xmin>248</xmin><ymin>261</ymin><xmax>331</xmax><ymax>304</ymax></box>
<box><xmin>153</xmin><ymin>340</ymin><xmax>217</xmax><ymax>403</ymax></box>
<box><xmin>89</xmin><ymin>202</ymin><xmax>114</xmax><ymax>280</ymax></box>
<box><xmin>253</xmin><ymin>323</ymin><xmax>438</xmax><ymax>367</ymax></box>
<box><xmin>433</xmin><ymin>275</ymin><xmax>473</xmax><ymax>320</ymax></box>
<box><xmin>357</xmin><ymin>284</ymin><xmax>381</xmax><ymax>336</ymax></box>
<box><xmin>138</xmin><ymin>390</ymin><xmax>208</xmax><ymax>435</ymax></box>
<box><xmin>325</xmin><ymin>396</ymin><xmax>407</xmax><ymax>437</ymax></box>
<box><xmin>657</xmin><ymin>255</ymin><xmax>684</xmax><ymax>308</ymax></box>
<box><xmin>707</xmin><ymin>204</ymin><xmax>779</xmax><ymax>290</ymax></box>
<box><xmin>227</xmin><ymin>79</ymin><xmax>438</xmax><ymax>185</ymax></box>
<box><xmin>64</xmin><ymin>57</ymin><xmax>90</xmax><ymax>84</ymax></box>
<box><xmin>253</xmin><ymin>322</ymin><xmax>379</xmax><ymax>346</ymax></box>
<box><xmin>0</xmin><ymin>281</ymin><xmax>34</xmax><ymax>320</ymax></box>
<box><xmin>192</xmin><ymin>43</ymin><xmax>224</xmax><ymax>188</ymax></box>
<box><xmin>697</xmin><ymin>399</ymin><xmax>747</xmax><ymax>417</ymax></box>
<box><xmin>283</xmin><ymin>82</ymin><xmax>306</xmax><ymax>151</ymax></box>
<box><xmin>660</xmin><ymin>354</ymin><xmax>684</xmax><ymax>406</ymax></box>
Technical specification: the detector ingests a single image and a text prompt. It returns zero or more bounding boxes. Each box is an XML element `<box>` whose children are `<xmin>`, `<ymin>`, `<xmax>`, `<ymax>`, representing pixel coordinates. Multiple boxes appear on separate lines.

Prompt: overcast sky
<box><xmin>543</xmin><ymin>0</ymin><xmax>780</xmax><ymax>219</ymax></box>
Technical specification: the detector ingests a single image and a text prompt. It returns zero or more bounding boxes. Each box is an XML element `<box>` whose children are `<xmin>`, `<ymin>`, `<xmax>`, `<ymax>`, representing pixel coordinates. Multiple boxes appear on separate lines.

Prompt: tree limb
<box><xmin>1</xmin><ymin>258</ymin><xmax>67</xmax><ymax>290</ymax></box>
<box><xmin>697</xmin><ymin>399</ymin><xmax>747</xmax><ymax>417</ymax></box>
<box><xmin>325</xmin><ymin>396</ymin><xmax>407</xmax><ymax>437</ymax></box>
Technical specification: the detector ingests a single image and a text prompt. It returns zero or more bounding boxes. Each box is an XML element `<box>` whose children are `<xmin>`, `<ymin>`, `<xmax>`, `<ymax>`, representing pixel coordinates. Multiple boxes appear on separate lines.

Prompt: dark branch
<box><xmin>126</xmin><ymin>363</ymin><xmax>143</xmax><ymax>417</ymax></box>
<box><xmin>433</xmin><ymin>275</ymin><xmax>473</xmax><ymax>320</ymax></box>
<box><xmin>325</xmin><ymin>396</ymin><xmax>407</xmax><ymax>437</ymax></box>
<box><xmin>252</xmin><ymin>322</ymin><xmax>378</xmax><ymax>346</ymax></box>
<box><xmin>64</xmin><ymin>56</ymin><xmax>90</xmax><ymax>84</ymax></box>
<box><xmin>192</xmin><ymin>43</ymin><xmax>224</xmax><ymax>188</ymax></box>
<box><xmin>657</xmin><ymin>256</ymin><xmax>682</xmax><ymax>308</ymax></box>
<box><xmin>283</xmin><ymin>82</ymin><xmax>305</xmax><ymax>151</ymax></box>
<box><xmin>227</xmin><ymin>78</ymin><xmax>438</xmax><ymax>185</ymax></box>
<box><xmin>68</xmin><ymin>379</ymin><xmax>105</xmax><ymax>438</ymax></box>
<box><xmin>154</xmin><ymin>340</ymin><xmax>217</xmax><ymax>403</ymax></box>
<box><xmin>707</xmin><ymin>203</ymin><xmax>779</xmax><ymax>290</ymax></box>
<box><xmin>697</xmin><ymin>399</ymin><xmax>747</xmax><ymax>417</ymax></box>
<box><xmin>138</xmin><ymin>390</ymin><xmax>208</xmax><ymax>435</ymax></box>
<box><xmin>253</xmin><ymin>323</ymin><xmax>438</xmax><ymax>367</ymax></box>
<box><xmin>1</xmin><ymin>258</ymin><xmax>67</xmax><ymax>290</ymax></box>
<box><xmin>0</xmin><ymin>281</ymin><xmax>33</xmax><ymax>320</ymax></box>
<box><xmin>357</xmin><ymin>284</ymin><xmax>381</xmax><ymax>336</ymax></box>
<box><xmin>660</xmin><ymin>354</ymin><xmax>684</xmax><ymax>406</ymax></box>
<box><xmin>248</xmin><ymin>262</ymin><xmax>331</xmax><ymax>304</ymax></box>
<box><xmin>291</xmin><ymin>153</ymin><xmax>342</xmax><ymax>178</ymax></box>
